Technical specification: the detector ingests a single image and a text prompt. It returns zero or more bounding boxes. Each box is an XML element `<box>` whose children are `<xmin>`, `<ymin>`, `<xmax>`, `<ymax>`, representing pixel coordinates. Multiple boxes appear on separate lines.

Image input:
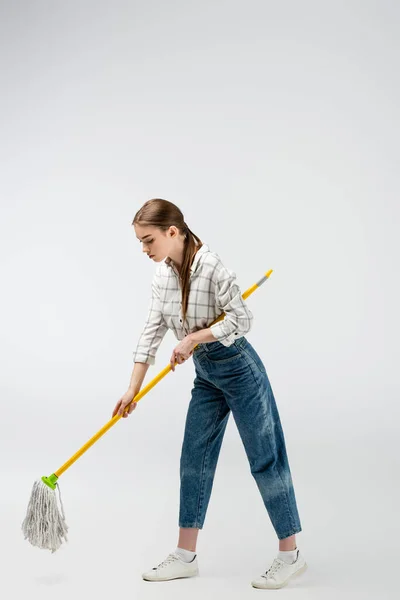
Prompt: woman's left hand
<box><xmin>170</xmin><ymin>335</ymin><xmax>196</xmax><ymax>371</ymax></box>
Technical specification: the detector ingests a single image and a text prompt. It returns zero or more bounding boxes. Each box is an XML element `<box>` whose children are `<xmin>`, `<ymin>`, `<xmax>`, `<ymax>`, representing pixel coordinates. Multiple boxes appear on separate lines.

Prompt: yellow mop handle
<box><xmin>54</xmin><ymin>269</ymin><xmax>273</xmax><ymax>478</ymax></box>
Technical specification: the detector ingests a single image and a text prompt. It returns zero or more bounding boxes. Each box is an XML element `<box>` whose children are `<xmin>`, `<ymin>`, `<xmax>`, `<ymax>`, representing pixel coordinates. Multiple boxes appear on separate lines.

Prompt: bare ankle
<box><xmin>178</xmin><ymin>527</ymin><xmax>199</xmax><ymax>552</ymax></box>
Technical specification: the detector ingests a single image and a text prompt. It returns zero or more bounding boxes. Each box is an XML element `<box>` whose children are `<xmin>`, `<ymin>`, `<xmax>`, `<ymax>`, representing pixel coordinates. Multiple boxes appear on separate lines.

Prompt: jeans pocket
<box><xmin>206</xmin><ymin>344</ymin><xmax>242</xmax><ymax>363</ymax></box>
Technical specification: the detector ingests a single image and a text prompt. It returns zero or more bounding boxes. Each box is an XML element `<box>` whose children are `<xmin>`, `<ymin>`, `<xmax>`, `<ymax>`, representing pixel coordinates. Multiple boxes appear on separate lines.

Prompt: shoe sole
<box><xmin>251</xmin><ymin>562</ymin><xmax>308</xmax><ymax>589</ymax></box>
<box><xmin>142</xmin><ymin>569</ymin><xmax>199</xmax><ymax>582</ymax></box>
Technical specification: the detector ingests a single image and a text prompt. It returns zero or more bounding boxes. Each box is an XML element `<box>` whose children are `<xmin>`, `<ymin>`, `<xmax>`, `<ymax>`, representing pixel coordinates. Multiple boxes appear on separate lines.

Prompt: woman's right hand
<box><xmin>112</xmin><ymin>386</ymin><xmax>141</xmax><ymax>419</ymax></box>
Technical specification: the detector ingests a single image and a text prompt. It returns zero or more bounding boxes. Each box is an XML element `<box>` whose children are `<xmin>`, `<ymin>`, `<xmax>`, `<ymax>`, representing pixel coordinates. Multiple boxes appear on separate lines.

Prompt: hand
<box><xmin>112</xmin><ymin>386</ymin><xmax>140</xmax><ymax>419</ymax></box>
<box><xmin>170</xmin><ymin>334</ymin><xmax>196</xmax><ymax>371</ymax></box>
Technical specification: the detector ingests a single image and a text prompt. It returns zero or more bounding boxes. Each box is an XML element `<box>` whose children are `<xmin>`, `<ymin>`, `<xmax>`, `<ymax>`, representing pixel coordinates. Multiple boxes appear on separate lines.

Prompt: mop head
<box><xmin>21</xmin><ymin>475</ymin><xmax>68</xmax><ymax>553</ymax></box>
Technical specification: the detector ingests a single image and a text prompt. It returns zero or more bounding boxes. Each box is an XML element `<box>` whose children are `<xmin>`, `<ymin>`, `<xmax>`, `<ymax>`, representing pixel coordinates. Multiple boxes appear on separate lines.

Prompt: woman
<box><xmin>112</xmin><ymin>198</ymin><xmax>307</xmax><ymax>589</ymax></box>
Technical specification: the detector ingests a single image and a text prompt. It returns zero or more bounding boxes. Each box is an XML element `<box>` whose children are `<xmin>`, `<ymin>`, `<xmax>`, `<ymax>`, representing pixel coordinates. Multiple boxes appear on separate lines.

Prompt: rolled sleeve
<box><xmin>209</xmin><ymin>263</ymin><xmax>254</xmax><ymax>346</ymax></box>
<box><xmin>132</xmin><ymin>272</ymin><xmax>168</xmax><ymax>365</ymax></box>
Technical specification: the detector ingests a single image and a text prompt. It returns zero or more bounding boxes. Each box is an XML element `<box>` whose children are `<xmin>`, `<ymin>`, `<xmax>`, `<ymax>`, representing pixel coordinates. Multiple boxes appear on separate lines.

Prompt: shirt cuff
<box><xmin>132</xmin><ymin>353</ymin><xmax>155</xmax><ymax>365</ymax></box>
<box><xmin>209</xmin><ymin>322</ymin><xmax>238</xmax><ymax>346</ymax></box>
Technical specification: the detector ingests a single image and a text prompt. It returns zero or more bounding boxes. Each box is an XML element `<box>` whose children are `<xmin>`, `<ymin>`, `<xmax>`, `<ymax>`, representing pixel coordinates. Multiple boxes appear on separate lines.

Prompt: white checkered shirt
<box><xmin>132</xmin><ymin>242</ymin><xmax>254</xmax><ymax>365</ymax></box>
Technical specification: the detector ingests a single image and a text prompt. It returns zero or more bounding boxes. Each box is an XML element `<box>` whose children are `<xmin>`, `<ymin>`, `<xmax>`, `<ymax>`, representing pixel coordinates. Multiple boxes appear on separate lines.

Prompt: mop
<box><xmin>21</xmin><ymin>269</ymin><xmax>273</xmax><ymax>553</ymax></box>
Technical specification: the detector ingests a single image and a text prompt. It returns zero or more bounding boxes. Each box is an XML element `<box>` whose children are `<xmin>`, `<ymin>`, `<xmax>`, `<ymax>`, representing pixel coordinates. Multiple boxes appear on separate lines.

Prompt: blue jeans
<box><xmin>178</xmin><ymin>336</ymin><xmax>302</xmax><ymax>540</ymax></box>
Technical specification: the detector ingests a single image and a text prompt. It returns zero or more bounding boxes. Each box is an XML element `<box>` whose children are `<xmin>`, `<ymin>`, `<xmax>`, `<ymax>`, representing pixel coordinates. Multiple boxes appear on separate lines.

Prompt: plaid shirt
<box><xmin>132</xmin><ymin>243</ymin><xmax>254</xmax><ymax>365</ymax></box>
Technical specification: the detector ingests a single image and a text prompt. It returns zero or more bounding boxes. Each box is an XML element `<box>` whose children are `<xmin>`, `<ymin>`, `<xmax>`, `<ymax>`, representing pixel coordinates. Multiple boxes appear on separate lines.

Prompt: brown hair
<box><xmin>132</xmin><ymin>199</ymin><xmax>203</xmax><ymax>327</ymax></box>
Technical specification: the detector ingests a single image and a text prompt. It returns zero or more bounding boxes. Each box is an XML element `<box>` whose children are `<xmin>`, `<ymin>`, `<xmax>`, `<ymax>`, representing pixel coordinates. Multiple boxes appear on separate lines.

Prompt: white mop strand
<box><xmin>21</xmin><ymin>479</ymin><xmax>68</xmax><ymax>553</ymax></box>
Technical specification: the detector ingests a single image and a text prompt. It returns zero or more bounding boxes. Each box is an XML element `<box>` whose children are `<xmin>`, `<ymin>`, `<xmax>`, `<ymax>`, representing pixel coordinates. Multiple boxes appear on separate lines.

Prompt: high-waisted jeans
<box><xmin>178</xmin><ymin>335</ymin><xmax>302</xmax><ymax>540</ymax></box>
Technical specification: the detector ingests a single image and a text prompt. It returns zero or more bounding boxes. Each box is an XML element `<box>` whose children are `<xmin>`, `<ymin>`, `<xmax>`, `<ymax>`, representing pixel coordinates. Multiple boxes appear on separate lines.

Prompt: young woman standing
<box><xmin>112</xmin><ymin>198</ymin><xmax>307</xmax><ymax>589</ymax></box>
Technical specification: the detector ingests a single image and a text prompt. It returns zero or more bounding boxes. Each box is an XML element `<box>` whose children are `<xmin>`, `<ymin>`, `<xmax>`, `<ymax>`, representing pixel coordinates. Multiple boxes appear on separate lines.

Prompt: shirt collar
<box><xmin>165</xmin><ymin>242</ymin><xmax>209</xmax><ymax>274</ymax></box>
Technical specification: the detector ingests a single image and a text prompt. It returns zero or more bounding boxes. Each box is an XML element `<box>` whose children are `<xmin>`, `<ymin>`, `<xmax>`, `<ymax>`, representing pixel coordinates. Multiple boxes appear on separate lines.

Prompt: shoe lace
<box><xmin>262</xmin><ymin>558</ymin><xmax>285</xmax><ymax>579</ymax></box>
<box><xmin>155</xmin><ymin>553</ymin><xmax>180</xmax><ymax>569</ymax></box>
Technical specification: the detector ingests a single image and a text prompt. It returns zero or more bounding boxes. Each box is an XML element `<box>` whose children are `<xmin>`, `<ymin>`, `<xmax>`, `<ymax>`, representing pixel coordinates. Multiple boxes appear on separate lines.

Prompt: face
<box><xmin>134</xmin><ymin>223</ymin><xmax>180</xmax><ymax>262</ymax></box>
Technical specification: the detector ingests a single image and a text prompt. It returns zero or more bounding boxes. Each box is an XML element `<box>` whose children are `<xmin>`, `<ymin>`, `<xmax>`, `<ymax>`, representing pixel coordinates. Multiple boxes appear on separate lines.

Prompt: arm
<box><xmin>189</xmin><ymin>327</ymin><xmax>218</xmax><ymax>344</ymax></box>
<box><xmin>132</xmin><ymin>271</ymin><xmax>168</xmax><ymax>365</ymax></box>
<box><xmin>207</xmin><ymin>262</ymin><xmax>254</xmax><ymax>346</ymax></box>
<box><xmin>128</xmin><ymin>361</ymin><xmax>150</xmax><ymax>391</ymax></box>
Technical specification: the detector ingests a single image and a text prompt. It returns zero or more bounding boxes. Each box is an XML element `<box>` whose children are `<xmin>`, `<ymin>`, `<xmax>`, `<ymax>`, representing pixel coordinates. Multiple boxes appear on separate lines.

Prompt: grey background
<box><xmin>0</xmin><ymin>1</ymin><xmax>398</xmax><ymax>598</ymax></box>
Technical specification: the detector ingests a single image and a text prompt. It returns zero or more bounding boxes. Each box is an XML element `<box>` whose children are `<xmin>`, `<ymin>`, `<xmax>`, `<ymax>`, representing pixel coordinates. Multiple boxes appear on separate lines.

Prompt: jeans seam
<box><xmin>238</xmin><ymin>346</ymin><xmax>261</xmax><ymax>387</ymax></box>
<box><xmin>205</xmin><ymin>353</ymin><xmax>242</xmax><ymax>364</ymax></box>
<box><xmin>241</xmin><ymin>345</ymin><xmax>265</xmax><ymax>375</ymax></box>
<box><xmin>262</xmin><ymin>412</ymin><xmax>297</xmax><ymax>534</ymax></box>
<box><xmin>194</xmin><ymin>396</ymin><xmax>223</xmax><ymax>527</ymax></box>
<box><xmin>240</xmin><ymin>346</ymin><xmax>298</xmax><ymax>534</ymax></box>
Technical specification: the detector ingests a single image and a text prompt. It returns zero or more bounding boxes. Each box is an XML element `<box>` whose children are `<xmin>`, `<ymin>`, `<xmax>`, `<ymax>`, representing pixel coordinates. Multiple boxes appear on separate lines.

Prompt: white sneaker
<box><xmin>251</xmin><ymin>549</ymin><xmax>308</xmax><ymax>589</ymax></box>
<box><xmin>142</xmin><ymin>551</ymin><xmax>199</xmax><ymax>581</ymax></box>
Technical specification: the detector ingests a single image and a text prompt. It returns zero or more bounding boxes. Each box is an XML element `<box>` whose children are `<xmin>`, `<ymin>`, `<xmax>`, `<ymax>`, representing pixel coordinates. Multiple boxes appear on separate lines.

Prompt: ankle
<box><xmin>279</xmin><ymin>535</ymin><xmax>297</xmax><ymax>552</ymax></box>
<box><xmin>175</xmin><ymin>547</ymin><xmax>197</xmax><ymax>563</ymax></box>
